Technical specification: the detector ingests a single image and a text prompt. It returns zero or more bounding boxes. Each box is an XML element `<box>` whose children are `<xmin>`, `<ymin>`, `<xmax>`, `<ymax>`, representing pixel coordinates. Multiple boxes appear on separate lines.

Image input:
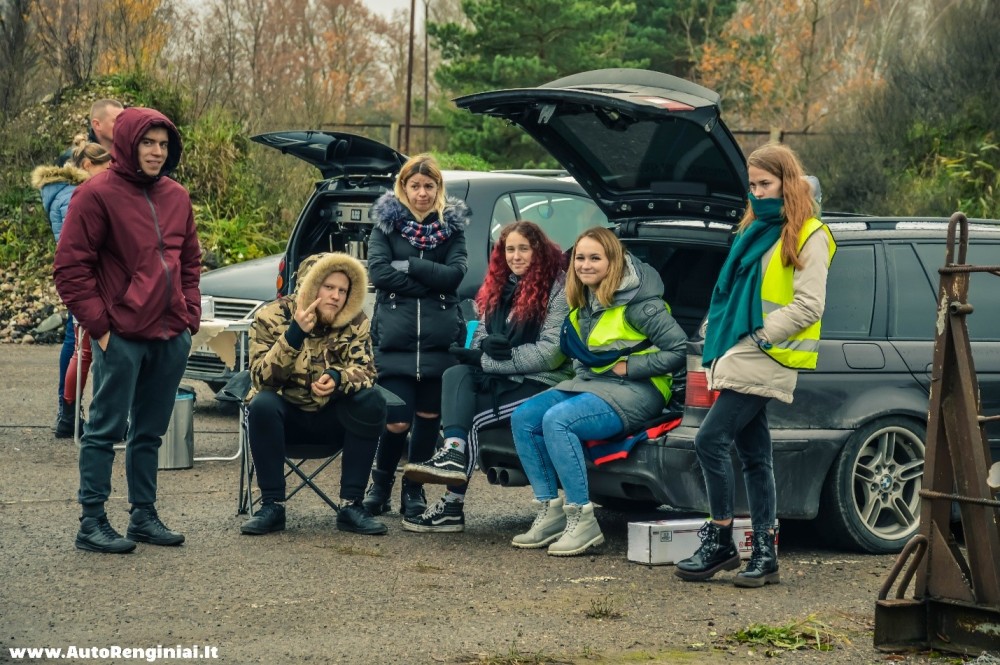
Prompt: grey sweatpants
<box><xmin>78</xmin><ymin>330</ymin><xmax>191</xmax><ymax>516</ymax></box>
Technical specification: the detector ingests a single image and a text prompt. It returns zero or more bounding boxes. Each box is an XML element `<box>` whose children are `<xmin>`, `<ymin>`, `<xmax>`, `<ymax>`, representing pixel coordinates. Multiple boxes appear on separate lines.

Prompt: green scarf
<box><xmin>702</xmin><ymin>194</ymin><xmax>785</xmax><ymax>367</ymax></box>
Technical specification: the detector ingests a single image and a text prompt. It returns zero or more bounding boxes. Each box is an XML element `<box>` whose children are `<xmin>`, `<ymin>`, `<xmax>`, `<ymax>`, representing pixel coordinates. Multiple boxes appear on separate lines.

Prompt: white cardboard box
<box><xmin>627</xmin><ymin>518</ymin><xmax>779</xmax><ymax>565</ymax></box>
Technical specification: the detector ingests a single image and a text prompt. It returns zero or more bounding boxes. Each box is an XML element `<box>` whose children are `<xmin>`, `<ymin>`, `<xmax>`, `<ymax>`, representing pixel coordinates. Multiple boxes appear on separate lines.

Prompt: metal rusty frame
<box><xmin>874</xmin><ymin>212</ymin><xmax>1000</xmax><ymax>655</ymax></box>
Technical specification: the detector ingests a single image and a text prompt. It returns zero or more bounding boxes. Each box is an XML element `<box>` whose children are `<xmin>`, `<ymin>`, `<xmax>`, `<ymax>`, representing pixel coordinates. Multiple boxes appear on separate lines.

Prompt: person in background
<box><xmin>54</xmin><ymin>107</ymin><xmax>201</xmax><ymax>554</ymax></box>
<box><xmin>362</xmin><ymin>154</ymin><xmax>470</xmax><ymax>521</ymax></box>
<box><xmin>240</xmin><ymin>252</ymin><xmax>389</xmax><ymax>536</ymax></box>
<box><xmin>510</xmin><ymin>227</ymin><xmax>686</xmax><ymax>556</ymax></box>
<box><xmin>31</xmin><ymin>136</ymin><xmax>112</xmax><ymax>437</ymax></box>
<box><xmin>401</xmin><ymin>221</ymin><xmax>572</xmax><ymax>532</ymax></box>
<box><xmin>675</xmin><ymin>143</ymin><xmax>835</xmax><ymax>588</ymax></box>
<box><xmin>55</xmin><ymin>99</ymin><xmax>124</xmax><ymax>166</ymax></box>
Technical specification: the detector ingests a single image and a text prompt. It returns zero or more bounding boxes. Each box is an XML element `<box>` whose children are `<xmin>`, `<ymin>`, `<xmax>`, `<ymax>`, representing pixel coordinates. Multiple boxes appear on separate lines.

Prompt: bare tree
<box><xmin>695</xmin><ymin>0</ymin><xmax>959</xmax><ymax>132</ymax></box>
<box><xmin>0</xmin><ymin>0</ymin><xmax>40</xmax><ymax>122</ymax></box>
<box><xmin>102</xmin><ymin>0</ymin><xmax>178</xmax><ymax>74</ymax></box>
<box><xmin>33</xmin><ymin>0</ymin><xmax>104</xmax><ymax>86</ymax></box>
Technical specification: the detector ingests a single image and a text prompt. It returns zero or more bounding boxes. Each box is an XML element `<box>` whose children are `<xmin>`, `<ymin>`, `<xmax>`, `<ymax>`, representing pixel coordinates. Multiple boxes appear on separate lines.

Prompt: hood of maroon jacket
<box><xmin>54</xmin><ymin>107</ymin><xmax>202</xmax><ymax>341</ymax></box>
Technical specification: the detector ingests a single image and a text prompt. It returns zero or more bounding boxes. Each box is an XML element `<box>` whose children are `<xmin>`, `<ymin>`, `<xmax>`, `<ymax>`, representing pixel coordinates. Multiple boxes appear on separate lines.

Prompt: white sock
<box><xmin>444</xmin><ymin>437</ymin><xmax>467</xmax><ymax>453</ymax></box>
<box><xmin>443</xmin><ymin>491</ymin><xmax>465</xmax><ymax>504</ymax></box>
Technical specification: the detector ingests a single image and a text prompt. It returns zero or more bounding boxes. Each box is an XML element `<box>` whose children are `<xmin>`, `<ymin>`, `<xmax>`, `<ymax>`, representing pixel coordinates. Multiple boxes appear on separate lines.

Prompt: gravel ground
<box><xmin>0</xmin><ymin>346</ymin><xmax>987</xmax><ymax>664</ymax></box>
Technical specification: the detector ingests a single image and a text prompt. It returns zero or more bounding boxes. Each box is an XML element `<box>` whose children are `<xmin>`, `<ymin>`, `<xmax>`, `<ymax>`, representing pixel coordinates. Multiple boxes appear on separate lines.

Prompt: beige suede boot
<box><xmin>547</xmin><ymin>502</ymin><xmax>604</xmax><ymax>556</ymax></box>
<box><xmin>511</xmin><ymin>497</ymin><xmax>566</xmax><ymax>549</ymax></box>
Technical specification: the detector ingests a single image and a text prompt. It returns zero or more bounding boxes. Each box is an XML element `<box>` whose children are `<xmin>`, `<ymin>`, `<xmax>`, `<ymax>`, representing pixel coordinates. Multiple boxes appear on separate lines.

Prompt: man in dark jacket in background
<box><xmin>54</xmin><ymin>107</ymin><xmax>201</xmax><ymax>554</ymax></box>
<box><xmin>55</xmin><ymin>99</ymin><xmax>124</xmax><ymax>165</ymax></box>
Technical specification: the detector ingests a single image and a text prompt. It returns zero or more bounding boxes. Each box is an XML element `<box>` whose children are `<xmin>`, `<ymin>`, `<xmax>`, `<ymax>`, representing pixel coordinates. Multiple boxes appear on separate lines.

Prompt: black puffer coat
<box><xmin>368</xmin><ymin>192</ymin><xmax>470</xmax><ymax>380</ymax></box>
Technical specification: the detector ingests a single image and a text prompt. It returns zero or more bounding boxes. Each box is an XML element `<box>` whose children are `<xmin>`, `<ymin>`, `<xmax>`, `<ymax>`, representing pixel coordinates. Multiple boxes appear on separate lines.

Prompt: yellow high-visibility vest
<box><xmin>568</xmin><ymin>304</ymin><xmax>673</xmax><ymax>402</ymax></box>
<box><xmin>759</xmin><ymin>217</ymin><xmax>837</xmax><ymax>369</ymax></box>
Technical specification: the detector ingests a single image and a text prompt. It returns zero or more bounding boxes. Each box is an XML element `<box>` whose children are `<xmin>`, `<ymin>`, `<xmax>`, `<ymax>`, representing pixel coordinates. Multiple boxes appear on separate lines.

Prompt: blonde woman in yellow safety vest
<box><xmin>509</xmin><ymin>226</ymin><xmax>687</xmax><ymax>557</ymax></box>
<box><xmin>676</xmin><ymin>143</ymin><xmax>836</xmax><ymax>588</ymax></box>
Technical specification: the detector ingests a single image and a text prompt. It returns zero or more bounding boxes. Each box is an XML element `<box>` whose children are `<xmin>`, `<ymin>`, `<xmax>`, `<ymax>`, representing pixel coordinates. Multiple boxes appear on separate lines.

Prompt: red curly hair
<box><xmin>476</xmin><ymin>221</ymin><xmax>565</xmax><ymax>325</ymax></box>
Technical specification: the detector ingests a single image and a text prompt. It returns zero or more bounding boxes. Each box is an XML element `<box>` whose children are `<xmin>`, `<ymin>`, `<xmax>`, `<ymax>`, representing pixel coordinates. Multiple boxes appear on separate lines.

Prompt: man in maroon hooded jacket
<box><xmin>55</xmin><ymin>107</ymin><xmax>201</xmax><ymax>554</ymax></box>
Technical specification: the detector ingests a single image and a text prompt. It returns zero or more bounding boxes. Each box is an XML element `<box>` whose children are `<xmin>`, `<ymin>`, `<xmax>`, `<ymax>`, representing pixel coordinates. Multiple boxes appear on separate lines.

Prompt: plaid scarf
<box><xmin>396</xmin><ymin>212</ymin><xmax>453</xmax><ymax>250</ymax></box>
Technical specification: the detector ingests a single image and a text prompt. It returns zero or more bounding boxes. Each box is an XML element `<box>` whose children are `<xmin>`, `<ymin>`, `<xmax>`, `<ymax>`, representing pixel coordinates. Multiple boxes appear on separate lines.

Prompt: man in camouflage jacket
<box><xmin>241</xmin><ymin>252</ymin><xmax>389</xmax><ymax>536</ymax></box>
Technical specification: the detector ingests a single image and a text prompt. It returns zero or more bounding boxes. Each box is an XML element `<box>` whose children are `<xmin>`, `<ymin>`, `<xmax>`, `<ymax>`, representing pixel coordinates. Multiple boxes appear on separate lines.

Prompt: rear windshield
<box><xmin>550</xmin><ymin>112</ymin><xmax>745</xmax><ymax>201</ymax></box>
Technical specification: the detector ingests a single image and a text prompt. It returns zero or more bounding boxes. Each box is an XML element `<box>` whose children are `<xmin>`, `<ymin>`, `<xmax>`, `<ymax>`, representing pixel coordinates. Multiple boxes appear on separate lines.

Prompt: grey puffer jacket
<box><xmin>472</xmin><ymin>276</ymin><xmax>574</xmax><ymax>387</ymax></box>
<box><xmin>555</xmin><ymin>254</ymin><xmax>687</xmax><ymax>432</ymax></box>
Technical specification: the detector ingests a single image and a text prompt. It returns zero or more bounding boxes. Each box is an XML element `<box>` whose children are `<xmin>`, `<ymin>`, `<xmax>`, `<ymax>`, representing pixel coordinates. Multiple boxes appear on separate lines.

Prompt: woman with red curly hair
<box><xmin>401</xmin><ymin>221</ymin><xmax>573</xmax><ymax>533</ymax></box>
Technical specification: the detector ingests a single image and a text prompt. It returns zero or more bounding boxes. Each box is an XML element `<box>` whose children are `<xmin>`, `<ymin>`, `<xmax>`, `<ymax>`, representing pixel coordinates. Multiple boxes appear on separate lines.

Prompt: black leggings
<box><xmin>247</xmin><ymin>391</ymin><xmax>382</xmax><ymax>502</ymax></box>
<box><xmin>373</xmin><ymin>376</ymin><xmax>442</xmax><ymax>474</ymax></box>
<box><xmin>440</xmin><ymin>364</ymin><xmax>548</xmax><ymax>492</ymax></box>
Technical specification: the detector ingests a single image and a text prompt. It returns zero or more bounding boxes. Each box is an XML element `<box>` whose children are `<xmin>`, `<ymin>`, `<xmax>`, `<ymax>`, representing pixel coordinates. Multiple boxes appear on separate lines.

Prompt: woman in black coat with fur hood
<box><xmin>362</xmin><ymin>154</ymin><xmax>471</xmax><ymax>521</ymax></box>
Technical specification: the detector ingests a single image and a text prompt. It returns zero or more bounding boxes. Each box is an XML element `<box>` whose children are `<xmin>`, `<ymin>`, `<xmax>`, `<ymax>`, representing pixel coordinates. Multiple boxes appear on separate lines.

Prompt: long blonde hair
<box><xmin>739</xmin><ymin>143</ymin><xmax>818</xmax><ymax>270</ymax></box>
<box><xmin>393</xmin><ymin>153</ymin><xmax>446</xmax><ymax>221</ymax></box>
<box><xmin>566</xmin><ymin>226</ymin><xmax>626</xmax><ymax>309</ymax></box>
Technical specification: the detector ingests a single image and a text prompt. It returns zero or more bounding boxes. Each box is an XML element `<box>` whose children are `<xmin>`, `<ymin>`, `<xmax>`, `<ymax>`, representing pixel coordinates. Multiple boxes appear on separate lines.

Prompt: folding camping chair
<box><xmin>228</xmin><ymin>372</ymin><xmax>405</xmax><ymax>517</ymax></box>
<box><xmin>226</xmin><ymin>371</ymin><xmax>344</xmax><ymax>516</ymax></box>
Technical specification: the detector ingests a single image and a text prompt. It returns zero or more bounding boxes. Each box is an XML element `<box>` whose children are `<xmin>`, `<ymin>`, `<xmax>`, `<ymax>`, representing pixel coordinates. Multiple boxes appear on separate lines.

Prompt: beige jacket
<box><xmin>707</xmin><ymin>231</ymin><xmax>832</xmax><ymax>403</ymax></box>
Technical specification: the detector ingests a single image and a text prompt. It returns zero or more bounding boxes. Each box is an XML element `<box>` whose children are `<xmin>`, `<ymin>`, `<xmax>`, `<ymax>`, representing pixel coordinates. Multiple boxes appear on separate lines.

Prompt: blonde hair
<box><xmin>70</xmin><ymin>134</ymin><xmax>111</xmax><ymax>169</ymax></box>
<box><xmin>566</xmin><ymin>226</ymin><xmax>626</xmax><ymax>309</ymax></box>
<box><xmin>394</xmin><ymin>154</ymin><xmax>446</xmax><ymax>221</ymax></box>
<box><xmin>739</xmin><ymin>143</ymin><xmax>818</xmax><ymax>270</ymax></box>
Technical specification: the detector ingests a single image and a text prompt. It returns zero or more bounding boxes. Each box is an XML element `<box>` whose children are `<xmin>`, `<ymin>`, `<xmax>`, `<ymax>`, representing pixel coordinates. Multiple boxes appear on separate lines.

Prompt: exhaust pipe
<box><xmin>486</xmin><ymin>467</ymin><xmax>528</xmax><ymax>487</ymax></box>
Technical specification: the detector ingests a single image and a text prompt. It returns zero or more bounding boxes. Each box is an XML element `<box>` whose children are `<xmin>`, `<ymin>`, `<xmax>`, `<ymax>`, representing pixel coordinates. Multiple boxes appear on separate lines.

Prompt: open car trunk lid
<box><xmin>454</xmin><ymin>69</ymin><xmax>748</xmax><ymax>225</ymax></box>
<box><xmin>251</xmin><ymin>131</ymin><xmax>407</xmax><ymax>180</ymax></box>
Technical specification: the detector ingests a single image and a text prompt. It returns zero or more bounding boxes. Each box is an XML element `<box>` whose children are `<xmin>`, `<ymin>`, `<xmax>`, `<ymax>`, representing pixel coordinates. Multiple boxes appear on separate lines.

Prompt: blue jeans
<box><xmin>694</xmin><ymin>389</ymin><xmax>775</xmax><ymax>531</ymax></box>
<box><xmin>511</xmin><ymin>390</ymin><xmax>623</xmax><ymax>506</ymax></box>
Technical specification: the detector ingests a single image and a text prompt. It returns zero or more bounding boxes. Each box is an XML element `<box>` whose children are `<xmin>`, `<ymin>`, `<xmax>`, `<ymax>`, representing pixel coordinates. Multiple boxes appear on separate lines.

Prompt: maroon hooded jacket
<box><xmin>54</xmin><ymin>108</ymin><xmax>201</xmax><ymax>341</ymax></box>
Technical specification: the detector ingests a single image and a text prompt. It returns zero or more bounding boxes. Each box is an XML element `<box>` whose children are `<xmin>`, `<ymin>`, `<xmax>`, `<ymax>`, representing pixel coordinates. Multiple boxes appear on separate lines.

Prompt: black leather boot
<box><xmin>362</xmin><ymin>469</ymin><xmax>395</xmax><ymax>516</ymax></box>
<box><xmin>734</xmin><ymin>529</ymin><xmax>779</xmax><ymax>588</ymax></box>
<box><xmin>674</xmin><ymin>521</ymin><xmax>741</xmax><ymax>581</ymax></box>
<box><xmin>400</xmin><ymin>477</ymin><xmax>427</xmax><ymax>520</ymax></box>
<box><xmin>54</xmin><ymin>400</ymin><xmax>84</xmax><ymax>439</ymax></box>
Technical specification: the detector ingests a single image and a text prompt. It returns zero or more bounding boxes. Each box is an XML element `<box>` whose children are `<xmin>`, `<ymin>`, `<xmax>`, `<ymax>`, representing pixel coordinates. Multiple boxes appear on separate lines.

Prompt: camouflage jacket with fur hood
<box><xmin>247</xmin><ymin>252</ymin><xmax>376</xmax><ymax>411</ymax></box>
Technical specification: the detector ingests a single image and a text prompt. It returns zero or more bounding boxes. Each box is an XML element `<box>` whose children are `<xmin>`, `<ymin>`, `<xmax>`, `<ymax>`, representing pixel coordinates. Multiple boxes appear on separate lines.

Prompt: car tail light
<box><xmin>685</xmin><ymin>355</ymin><xmax>719</xmax><ymax>408</ymax></box>
<box><xmin>276</xmin><ymin>256</ymin><xmax>286</xmax><ymax>297</ymax></box>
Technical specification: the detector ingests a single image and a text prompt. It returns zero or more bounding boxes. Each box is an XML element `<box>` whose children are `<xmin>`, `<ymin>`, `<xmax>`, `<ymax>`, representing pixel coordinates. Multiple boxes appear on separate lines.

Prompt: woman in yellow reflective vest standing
<box><xmin>510</xmin><ymin>226</ymin><xmax>687</xmax><ymax>557</ymax></box>
<box><xmin>675</xmin><ymin>144</ymin><xmax>836</xmax><ymax>588</ymax></box>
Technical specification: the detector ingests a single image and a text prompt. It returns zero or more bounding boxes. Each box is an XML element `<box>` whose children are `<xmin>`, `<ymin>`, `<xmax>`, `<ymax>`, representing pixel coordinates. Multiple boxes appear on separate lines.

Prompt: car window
<box><xmin>823</xmin><ymin>244</ymin><xmax>877</xmax><ymax>337</ymax></box>
<box><xmin>888</xmin><ymin>244</ymin><xmax>937</xmax><ymax>339</ymax></box>
<box><xmin>913</xmin><ymin>242</ymin><xmax>1000</xmax><ymax>340</ymax></box>
<box><xmin>490</xmin><ymin>192</ymin><xmax>609</xmax><ymax>252</ymax></box>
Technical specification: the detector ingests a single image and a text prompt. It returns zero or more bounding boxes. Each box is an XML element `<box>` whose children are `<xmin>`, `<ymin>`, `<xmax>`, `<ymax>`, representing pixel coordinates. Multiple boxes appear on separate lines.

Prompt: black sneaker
<box><xmin>403</xmin><ymin>447</ymin><xmax>468</xmax><ymax>485</ymax></box>
<box><xmin>402</xmin><ymin>497</ymin><xmax>465</xmax><ymax>533</ymax></box>
<box><xmin>240</xmin><ymin>502</ymin><xmax>286</xmax><ymax>535</ymax></box>
<box><xmin>126</xmin><ymin>507</ymin><xmax>185</xmax><ymax>546</ymax></box>
<box><xmin>75</xmin><ymin>515</ymin><xmax>136</xmax><ymax>554</ymax></box>
<box><xmin>337</xmin><ymin>501</ymin><xmax>388</xmax><ymax>535</ymax></box>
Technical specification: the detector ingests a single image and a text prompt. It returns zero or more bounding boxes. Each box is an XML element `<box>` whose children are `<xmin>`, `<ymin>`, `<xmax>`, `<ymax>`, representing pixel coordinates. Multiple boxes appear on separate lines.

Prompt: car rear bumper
<box><xmin>478</xmin><ymin>425</ymin><xmax>850</xmax><ymax>519</ymax></box>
